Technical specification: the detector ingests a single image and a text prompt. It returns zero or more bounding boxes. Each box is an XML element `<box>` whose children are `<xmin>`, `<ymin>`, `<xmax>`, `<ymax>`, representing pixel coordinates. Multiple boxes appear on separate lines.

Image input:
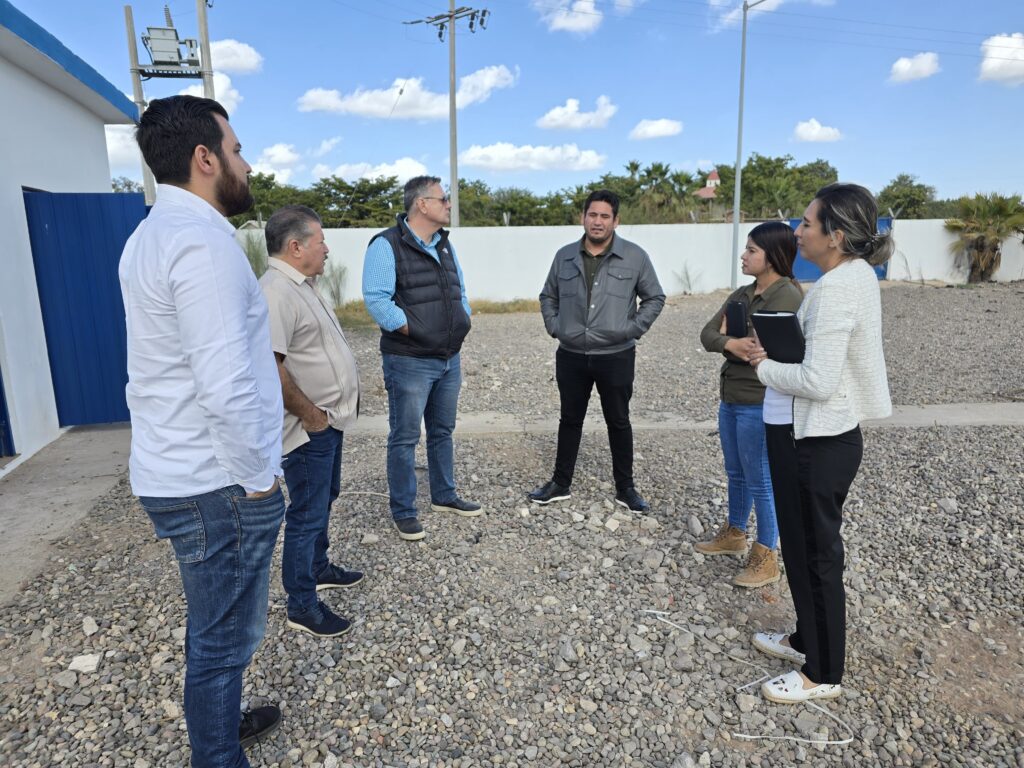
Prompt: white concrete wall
<box><xmin>888</xmin><ymin>219</ymin><xmax>1024</xmax><ymax>283</ymax></box>
<box><xmin>0</xmin><ymin>56</ymin><xmax>115</xmax><ymax>466</ymax></box>
<box><xmin>315</xmin><ymin>222</ymin><xmax>758</xmax><ymax>304</ymax></box>
<box><xmin>306</xmin><ymin>219</ymin><xmax>1024</xmax><ymax>305</ymax></box>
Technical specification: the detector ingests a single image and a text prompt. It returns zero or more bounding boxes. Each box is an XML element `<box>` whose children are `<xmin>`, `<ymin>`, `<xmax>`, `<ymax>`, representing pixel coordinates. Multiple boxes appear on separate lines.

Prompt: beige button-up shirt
<box><xmin>260</xmin><ymin>257</ymin><xmax>360</xmax><ymax>455</ymax></box>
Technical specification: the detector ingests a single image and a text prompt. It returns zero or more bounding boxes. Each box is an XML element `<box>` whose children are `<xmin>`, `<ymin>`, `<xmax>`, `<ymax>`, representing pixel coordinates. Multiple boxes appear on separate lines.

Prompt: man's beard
<box><xmin>216</xmin><ymin>168</ymin><xmax>254</xmax><ymax>217</ymax></box>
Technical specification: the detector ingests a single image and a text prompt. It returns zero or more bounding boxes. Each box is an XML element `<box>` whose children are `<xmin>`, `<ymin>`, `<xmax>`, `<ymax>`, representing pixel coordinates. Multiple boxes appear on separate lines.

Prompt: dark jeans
<box><xmin>766</xmin><ymin>423</ymin><xmax>863</xmax><ymax>685</ymax></box>
<box><xmin>382</xmin><ymin>352</ymin><xmax>461</xmax><ymax>521</ymax></box>
<box><xmin>139</xmin><ymin>484</ymin><xmax>285</xmax><ymax>768</ymax></box>
<box><xmin>281</xmin><ymin>427</ymin><xmax>343</xmax><ymax>616</ymax></box>
<box><xmin>553</xmin><ymin>346</ymin><xmax>635</xmax><ymax>492</ymax></box>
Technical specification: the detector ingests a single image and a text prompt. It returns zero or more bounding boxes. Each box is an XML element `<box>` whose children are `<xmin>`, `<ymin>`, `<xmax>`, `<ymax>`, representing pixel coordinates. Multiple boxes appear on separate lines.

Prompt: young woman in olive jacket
<box><xmin>698</xmin><ymin>222</ymin><xmax>803</xmax><ymax>587</ymax></box>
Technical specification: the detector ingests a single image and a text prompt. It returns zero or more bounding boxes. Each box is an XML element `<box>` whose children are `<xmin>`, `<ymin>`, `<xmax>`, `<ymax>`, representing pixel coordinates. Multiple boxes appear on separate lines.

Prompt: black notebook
<box><xmin>751</xmin><ymin>311</ymin><xmax>805</xmax><ymax>364</ymax></box>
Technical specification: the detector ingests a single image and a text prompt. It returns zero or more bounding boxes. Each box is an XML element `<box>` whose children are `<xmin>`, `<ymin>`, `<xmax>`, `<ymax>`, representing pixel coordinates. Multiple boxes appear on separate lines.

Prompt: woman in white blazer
<box><xmin>747</xmin><ymin>183</ymin><xmax>892</xmax><ymax>704</ymax></box>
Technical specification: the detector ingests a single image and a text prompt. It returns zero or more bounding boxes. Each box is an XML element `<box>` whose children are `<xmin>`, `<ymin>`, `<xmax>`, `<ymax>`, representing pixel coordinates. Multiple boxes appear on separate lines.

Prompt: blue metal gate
<box><xmin>789</xmin><ymin>217</ymin><xmax>891</xmax><ymax>281</ymax></box>
<box><xmin>0</xmin><ymin>363</ymin><xmax>13</xmax><ymax>456</ymax></box>
<box><xmin>22</xmin><ymin>190</ymin><xmax>146</xmax><ymax>426</ymax></box>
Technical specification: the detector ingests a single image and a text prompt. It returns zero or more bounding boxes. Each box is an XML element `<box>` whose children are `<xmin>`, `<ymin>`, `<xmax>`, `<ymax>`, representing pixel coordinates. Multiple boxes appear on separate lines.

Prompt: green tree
<box><xmin>944</xmin><ymin>193</ymin><xmax>1024</xmax><ymax>282</ymax></box>
<box><xmin>112</xmin><ymin>176</ymin><xmax>143</xmax><ymax>193</ymax></box>
<box><xmin>878</xmin><ymin>174</ymin><xmax>936</xmax><ymax>219</ymax></box>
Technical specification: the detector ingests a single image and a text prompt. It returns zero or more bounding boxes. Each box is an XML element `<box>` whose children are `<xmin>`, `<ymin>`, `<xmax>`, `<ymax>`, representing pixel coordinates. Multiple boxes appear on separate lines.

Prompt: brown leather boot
<box><xmin>733</xmin><ymin>542</ymin><xmax>781</xmax><ymax>588</ymax></box>
<box><xmin>695</xmin><ymin>523</ymin><xmax>748</xmax><ymax>556</ymax></box>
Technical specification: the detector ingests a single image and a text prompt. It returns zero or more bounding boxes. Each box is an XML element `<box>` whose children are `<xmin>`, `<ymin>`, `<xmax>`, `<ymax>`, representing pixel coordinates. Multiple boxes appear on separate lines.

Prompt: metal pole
<box><xmin>196</xmin><ymin>0</ymin><xmax>215</xmax><ymax>99</ymax></box>
<box><xmin>124</xmin><ymin>5</ymin><xmax>156</xmax><ymax>205</ymax></box>
<box><xmin>447</xmin><ymin>0</ymin><xmax>460</xmax><ymax>226</ymax></box>
<box><xmin>729</xmin><ymin>0</ymin><xmax>766</xmax><ymax>289</ymax></box>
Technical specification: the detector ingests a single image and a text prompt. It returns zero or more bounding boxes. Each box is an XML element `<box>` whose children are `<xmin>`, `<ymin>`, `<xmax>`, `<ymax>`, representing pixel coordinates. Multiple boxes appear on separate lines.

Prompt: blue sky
<box><xmin>18</xmin><ymin>0</ymin><xmax>1024</xmax><ymax>199</ymax></box>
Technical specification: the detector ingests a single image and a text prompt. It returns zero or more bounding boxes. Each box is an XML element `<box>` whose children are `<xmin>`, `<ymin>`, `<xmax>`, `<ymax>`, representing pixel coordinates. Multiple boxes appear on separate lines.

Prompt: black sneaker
<box><xmin>615</xmin><ymin>487</ymin><xmax>650</xmax><ymax>513</ymax></box>
<box><xmin>286</xmin><ymin>601</ymin><xmax>352</xmax><ymax>637</ymax></box>
<box><xmin>430</xmin><ymin>497</ymin><xmax>483</xmax><ymax>517</ymax></box>
<box><xmin>527</xmin><ymin>480</ymin><xmax>571</xmax><ymax>504</ymax></box>
<box><xmin>239</xmin><ymin>704</ymin><xmax>281</xmax><ymax>749</ymax></box>
<box><xmin>394</xmin><ymin>517</ymin><xmax>426</xmax><ymax>541</ymax></box>
<box><xmin>316</xmin><ymin>563</ymin><xmax>364</xmax><ymax>591</ymax></box>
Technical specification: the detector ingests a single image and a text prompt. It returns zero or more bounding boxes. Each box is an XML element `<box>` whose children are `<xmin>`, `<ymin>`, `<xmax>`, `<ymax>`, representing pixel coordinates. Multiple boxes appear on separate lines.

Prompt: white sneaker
<box><xmin>752</xmin><ymin>632</ymin><xmax>806</xmax><ymax>663</ymax></box>
<box><xmin>762</xmin><ymin>670</ymin><xmax>841</xmax><ymax>704</ymax></box>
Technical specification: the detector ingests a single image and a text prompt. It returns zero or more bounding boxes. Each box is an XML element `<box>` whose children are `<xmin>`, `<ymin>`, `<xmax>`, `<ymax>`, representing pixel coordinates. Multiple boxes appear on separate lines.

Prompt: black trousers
<box><xmin>765</xmin><ymin>423</ymin><xmax>863</xmax><ymax>685</ymax></box>
<box><xmin>552</xmin><ymin>346</ymin><xmax>635</xmax><ymax>492</ymax></box>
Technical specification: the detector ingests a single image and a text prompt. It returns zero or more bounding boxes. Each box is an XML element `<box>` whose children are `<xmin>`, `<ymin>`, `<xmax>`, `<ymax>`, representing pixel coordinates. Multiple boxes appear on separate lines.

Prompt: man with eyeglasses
<box><xmin>362</xmin><ymin>175</ymin><xmax>481</xmax><ymax>541</ymax></box>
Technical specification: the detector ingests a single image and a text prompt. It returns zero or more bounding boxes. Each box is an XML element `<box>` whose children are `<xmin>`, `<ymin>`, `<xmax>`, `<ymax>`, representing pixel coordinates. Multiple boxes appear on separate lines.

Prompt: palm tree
<box><xmin>944</xmin><ymin>193</ymin><xmax>1024</xmax><ymax>283</ymax></box>
<box><xmin>625</xmin><ymin>160</ymin><xmax>641</xmax><ymax>180</ymax></box>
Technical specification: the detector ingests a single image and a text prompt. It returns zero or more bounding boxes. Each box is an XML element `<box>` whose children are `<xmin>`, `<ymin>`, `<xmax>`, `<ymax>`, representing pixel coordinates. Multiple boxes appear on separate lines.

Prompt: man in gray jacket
<box><xmin>528</xmin><ymin>190</ymin><xmax>665</xmax><ymax>512</ymax></box>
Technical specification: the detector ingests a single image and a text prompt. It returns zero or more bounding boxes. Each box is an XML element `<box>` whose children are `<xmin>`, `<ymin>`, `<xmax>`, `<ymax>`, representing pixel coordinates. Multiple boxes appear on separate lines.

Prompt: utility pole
<box><xmin>405</xmin><ymin>4</ymin><xmax>490</xmax><ymax>228</ymax></box>
<box><xmin>729</xmin><ymin>0</ymin><xmax>768</xmax><ymax>289</ymax></box>
<box><xmin>196</xmin><ymin>0</ymin><xmax>215</xmax><ymax>99</ymax></box>
<box><xmin>123</xmin><ymin>3</ymin><xmax>211</xmax><ymax>205</ymax></box>
<box><xmin>124</xmin><ymin>5</ymin><xmax>156</xmax><ymax>204</ymax></box>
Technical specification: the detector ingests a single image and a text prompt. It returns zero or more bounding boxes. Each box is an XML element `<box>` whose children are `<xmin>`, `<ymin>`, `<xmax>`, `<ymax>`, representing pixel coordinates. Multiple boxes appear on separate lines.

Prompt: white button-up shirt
<box><xmin>119</xmin><ymin>184</ymin><xmax>283</xmax><ymax>497</ymax></box>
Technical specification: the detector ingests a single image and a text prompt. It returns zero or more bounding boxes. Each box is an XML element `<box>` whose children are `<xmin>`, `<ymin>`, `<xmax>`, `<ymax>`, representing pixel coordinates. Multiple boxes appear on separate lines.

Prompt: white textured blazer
<box><xmin>757</xmin><ymin>258</ymin><xmax>892</xmax><ymax>439</ymax></box>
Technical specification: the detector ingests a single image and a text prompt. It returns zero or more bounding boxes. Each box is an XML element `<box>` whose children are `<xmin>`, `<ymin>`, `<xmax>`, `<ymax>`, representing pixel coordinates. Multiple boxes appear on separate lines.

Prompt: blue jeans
<box><xmin>281</xmin><ymin>427</ymin><xmax>342</xmax><ymax>615</ymax></box>
<box><xmin>139</xmin><ymin>484</ymin><xmax>285</xmax><ymax>768</ymax></box>
<box><xmin>382</xmin><ymin>352</ymin><xmax>461</xmax><ymax>521</ymax></box>
<box><xmin>718</xmin><ymin>401</ymin><xmax>778</xmax><ymax>548</ymax></box>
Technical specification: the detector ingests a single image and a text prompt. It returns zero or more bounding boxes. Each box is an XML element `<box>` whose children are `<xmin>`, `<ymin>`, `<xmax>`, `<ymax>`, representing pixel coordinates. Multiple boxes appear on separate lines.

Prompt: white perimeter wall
<box><xmin>284</xmin><ymin>219</ymin><xmax>1024</xmax><ymax>305</ymax></box>
<box><xmin>0</xmin><ymin>56</ymin><xmax>115</xmax><ymax>465</ymax></box>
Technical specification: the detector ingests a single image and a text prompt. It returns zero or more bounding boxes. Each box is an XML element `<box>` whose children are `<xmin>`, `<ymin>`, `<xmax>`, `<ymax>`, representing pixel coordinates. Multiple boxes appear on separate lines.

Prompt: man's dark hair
<box><xmin>403</xmin><ymin>175</ymin><xmax>442</xmax><ymax>213</ymax></box>
<box><xmin>136</xmin><ymin>95</ymin><xmax>229</xmax><ymax>184</ymax></box>
<box><xmin>265</xmin><ymin>205</ymin><xmax>322</xmax><ymax>256</ymax></box>
<box><xmin>583</xmin><ymin>189</ymin><xmax>620</xmax><ymax>217</ymax></box>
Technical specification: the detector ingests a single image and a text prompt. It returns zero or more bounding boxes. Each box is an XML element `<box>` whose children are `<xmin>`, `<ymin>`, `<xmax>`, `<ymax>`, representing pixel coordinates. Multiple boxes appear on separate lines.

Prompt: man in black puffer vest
<box><xmin>362</xmin><ymin>176</ymin><xmax>481</xmax><ymax>541</ymax></box>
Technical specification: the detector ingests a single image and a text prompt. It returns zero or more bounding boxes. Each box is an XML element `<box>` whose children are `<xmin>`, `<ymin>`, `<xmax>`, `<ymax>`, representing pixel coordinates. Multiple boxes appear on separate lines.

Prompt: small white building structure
<box><xmin>0</xmin><ymin>0</ymin><xmax>137</xmax><ymax>472</ymax></box>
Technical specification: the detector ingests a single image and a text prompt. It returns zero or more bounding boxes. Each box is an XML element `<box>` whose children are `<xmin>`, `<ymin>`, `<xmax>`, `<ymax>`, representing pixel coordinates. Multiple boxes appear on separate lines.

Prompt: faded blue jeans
<box><xmin>382</xmin><ymin>351</ymin><xmax>461</xmax><ymax>521</ymax></box>
<box><xmin>718</xmin><ymin>401</ymin><xmax>778</xmax><ymax>548</ymax></box>
<box><xmin>139</xmin><ymin>484</ymin><xmax>285</xmax><ymax>768</ymax></box>
<box><xmin>281</xmin><ymin>427</ymin><xmax>342</xmax><ymax>616</ymax></box>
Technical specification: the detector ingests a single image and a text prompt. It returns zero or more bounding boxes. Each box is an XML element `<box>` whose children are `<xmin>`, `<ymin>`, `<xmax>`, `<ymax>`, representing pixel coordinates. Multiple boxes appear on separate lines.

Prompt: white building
<box><xmin>0</xmin><ymin>0</ymin><xmax>136</xmax><ymax>472</ymax></box>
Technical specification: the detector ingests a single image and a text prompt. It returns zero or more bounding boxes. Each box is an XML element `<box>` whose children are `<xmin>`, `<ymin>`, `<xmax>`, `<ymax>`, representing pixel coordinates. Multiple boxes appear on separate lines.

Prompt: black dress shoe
<box><xmin>615</xmin><ymin>487</ymin><xmax>650</xmax><ymax>513</ymax></box>
<box><xmin>239</xmin><ymin>704</ymin><xmax>281</xmax><ymax>748</ymax></box>
<box><xmin>527</xmin><ymin>480</ymin><xmax>571</xmax><ymax>504</ymax></box>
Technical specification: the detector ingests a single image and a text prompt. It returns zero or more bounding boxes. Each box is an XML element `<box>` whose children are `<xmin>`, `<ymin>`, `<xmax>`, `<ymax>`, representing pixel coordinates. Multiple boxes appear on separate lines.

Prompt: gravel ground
<box><xmin>348</xmin><ymin>280</ymin><xmax>1024</xmax><ymax>421</ymax></box>
<box><xmin>1</xmin><ymin>283</ymin><xmax>1022</xmax><ymax>767</ymax></box>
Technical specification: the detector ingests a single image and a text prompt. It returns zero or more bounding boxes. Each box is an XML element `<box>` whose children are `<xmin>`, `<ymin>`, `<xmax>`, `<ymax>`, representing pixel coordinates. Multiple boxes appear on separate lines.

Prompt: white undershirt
<box><xmin>762</xmin><ymin>385</ymin><xmax>794</xmax><ymax>425</ymax></box>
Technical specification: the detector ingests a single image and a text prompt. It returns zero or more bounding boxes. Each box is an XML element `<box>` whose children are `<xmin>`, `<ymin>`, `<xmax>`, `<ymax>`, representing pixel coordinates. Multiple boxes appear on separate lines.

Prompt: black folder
<box><xmin>751</xmin><ymin>311</ymin><xmax>805</xmax><ymax>364</ymax></box>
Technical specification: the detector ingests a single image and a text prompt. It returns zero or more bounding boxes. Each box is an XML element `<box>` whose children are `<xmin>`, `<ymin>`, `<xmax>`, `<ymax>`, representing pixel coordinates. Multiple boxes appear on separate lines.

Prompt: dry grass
<box><xmin>334</xmin><ymin>298</ymin><xmax>541</xmax><ymax>329</ymax></box>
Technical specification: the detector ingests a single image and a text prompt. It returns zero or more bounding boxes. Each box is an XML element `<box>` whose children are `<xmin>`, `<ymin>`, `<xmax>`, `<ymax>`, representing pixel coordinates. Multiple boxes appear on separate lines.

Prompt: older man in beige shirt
<box><xmin>260</xmin><ymin>205</ymin><xmax>361</xmax><ymax>638</ymax></box>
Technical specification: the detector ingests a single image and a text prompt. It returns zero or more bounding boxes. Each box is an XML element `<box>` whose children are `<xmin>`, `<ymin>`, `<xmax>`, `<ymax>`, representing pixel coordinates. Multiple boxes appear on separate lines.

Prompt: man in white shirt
<box><xmin>119</xmin><ymin>95</ymin><xmax>284</xmax><ymax>767</ymax></box>
<box><xmin>260</xmin><ymin>205</ymin><xmax>362</xmax><ymax>638</ymax></box>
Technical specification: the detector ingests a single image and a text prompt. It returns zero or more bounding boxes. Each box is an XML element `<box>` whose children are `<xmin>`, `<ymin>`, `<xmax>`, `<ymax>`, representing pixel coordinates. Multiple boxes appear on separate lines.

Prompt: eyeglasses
<box><xmin>420</xmin><ymin>195</ymin><xmax>451</xmax><ymax>204</ymax></box>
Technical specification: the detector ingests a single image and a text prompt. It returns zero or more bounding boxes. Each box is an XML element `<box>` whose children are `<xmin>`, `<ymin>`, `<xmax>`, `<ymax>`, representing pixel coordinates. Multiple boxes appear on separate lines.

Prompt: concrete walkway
<box><xmin>2</xmin><ymin>401</ymin><xmax>1023</xmax><ymax>605</ymax></box>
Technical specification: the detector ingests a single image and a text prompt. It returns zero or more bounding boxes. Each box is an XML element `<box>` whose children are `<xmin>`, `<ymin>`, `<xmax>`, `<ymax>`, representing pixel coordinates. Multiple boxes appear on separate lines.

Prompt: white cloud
<box><xmin>209</xmin><ymin>39</ymin><xmax>263</xmax><ymax>74</ymax></box>
<box><xmin>312</xmin><ymin>137</ymin><xmax>342</xmax><ymax>157</ymax></box>
<box><xmin>889</xmin><ymin>52</ymin><xmax>940</xmax><ymax>83</ymax></box>
<box><xmin>105</xmin><ymin>124</ymin><xmax>140</xmax><ymax>172</ymax></box>
<box><xmin>314</xmin><ymin>157</ymin><xmax>428</xmax><ymax>183</ymax></box>
<box><xmin>794</xmin><ymin>118</ymin><xmax>841</xmax><ymax>142</ymax></box>
<box><xmin>460</xmin><ymin>142</ymin><xmax>606</xmax><ymax>171</ymax></box>
<box><xmin>537</xmin><ymin>95</ymin><xmax>617</xmax><ymax>129</ymax></box>
<box><xmin>297</xmin><ymin>65</ymin><xmax>517</xmax><ymax>120</ymax></box>
<box><xmin>614</xmin><ymin>0</ymin><xmax>645</xmax><ymax>12</ymax></box>
<box><xmin>629</xmin><ymin>118</ymin><xmax>683</xmax><ymax>140</ymax></box>
<box><xmin>709</xmin><ymin>0</ymin><xmax>833</xmax><ymax>30</ymax></box>
<box><xmin>533</xmin><ymin>0</ymin><xmax>603</xmax><ymax>35</ymax></box>
<box><xmin>980</xmin><ymin>33</ymin><xmax>1024</xmax><ymax>86</ymax></box>
<box><xmin>251</xmin><ymin>143</ymin><xmax>302</xmax><ymax>183</ymax></box>
<box><xmin>180</xmin><ymin>72</ymin><xmax>242</xmax><ymax>114</ymax></box>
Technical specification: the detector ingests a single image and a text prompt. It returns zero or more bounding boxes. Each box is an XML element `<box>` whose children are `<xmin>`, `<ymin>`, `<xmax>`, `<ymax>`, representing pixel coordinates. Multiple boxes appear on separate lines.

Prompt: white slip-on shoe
<box><xmin>762</xmin><ymin>670</ymin><xmax>841</xmax><ymax>704</ymax></box>
<box><xmin>752</xmin><ymin>632</ymin><xmax>806</xmax><ymax>663</ymax></box>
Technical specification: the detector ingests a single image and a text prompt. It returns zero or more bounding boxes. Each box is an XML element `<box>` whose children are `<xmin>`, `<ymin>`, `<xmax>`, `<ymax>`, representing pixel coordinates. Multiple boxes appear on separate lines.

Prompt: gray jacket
<box><xmin>540</xmin><ymin>233</ymin><xmax>665</xmax><ymax>355</ymax></box>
